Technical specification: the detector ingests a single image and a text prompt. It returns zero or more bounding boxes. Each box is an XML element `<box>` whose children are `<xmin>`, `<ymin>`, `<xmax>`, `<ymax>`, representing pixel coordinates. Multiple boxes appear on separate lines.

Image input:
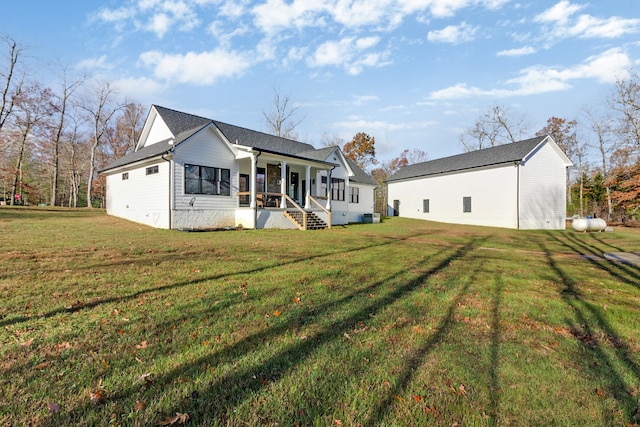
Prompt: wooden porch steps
<box><xmin>284</xmin><ymin>210</ymin><xmax>328</xmax><ymax>230</ymax></box>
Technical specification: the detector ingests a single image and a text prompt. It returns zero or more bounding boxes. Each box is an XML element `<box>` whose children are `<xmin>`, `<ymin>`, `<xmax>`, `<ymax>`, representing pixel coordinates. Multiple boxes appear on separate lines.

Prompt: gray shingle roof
<box><xmin>386</xmin><ymin>136</ymin><xmax>547</xmax><ymax>182</ymax></box>
<box><xmin>345</xmin><ymin>157</ymin><xmax>378</xmax><ymax>186</ymax></box>
<box><xmin>101</xmin><ymin>105</ymin><xmax>375</xmax><ymax>185</ymax></box>
<box><xmin>100</xmin><ymin>140</ymin><xmax>174</xmax><ymax>172</ymax></box>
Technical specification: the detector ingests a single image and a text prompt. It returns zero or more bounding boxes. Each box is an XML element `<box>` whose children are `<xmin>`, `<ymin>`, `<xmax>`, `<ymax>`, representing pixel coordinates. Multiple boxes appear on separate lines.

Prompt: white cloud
<box><xmin>427</xmin><ymin>22</ymin><xmax>478</xmax><ymax>44</ymax></box>
<box><xmin>496</xmin><ymin>46</ymin><xmax>536</xmax><ymax>57</ymax></box>
<box><xmin>534</xmin><ymin>1</ymin><xmax>640</xmax><ymax>40</ymax></box>
<box><xmin>147</xmin><ymin>13</ymin><xmax>172</xmax><ymax>38</ymax></box>
<box><xmin>332</xmin><ymin>0</ymin><xmax>392</xmax><ymax>27</ymax></box>
<box><xmin>139</xmin><ymin>48</ymin><xmax>253</xmax><ymax>85</ymax></box>
<box><xmin>251</xmin><ymin>0</ymin><xmax>327</xmax><ymax>34</ymax></box>
<box><xmin>534</xmin><ymin>1</ymin><xmax>584</xmax><ymax>25</ymax></box>
<box><xmin>75</xmin><ymin>55</ymin><xmax>111</xmax><ymax>71</ymax></box>
<box><xmin>112</xmin><ymin>76</ymin><xmax>165</xmax><ymax>101</ymax></box>
<box><xmin>308</xmin><ymin>36</ymin><xmax>389</xmax><ymax>75</ymax></box>
<box><xmin>428</xmin><ymin>48</ymin><xmax>632</xmax><ymax>100</ymax></box>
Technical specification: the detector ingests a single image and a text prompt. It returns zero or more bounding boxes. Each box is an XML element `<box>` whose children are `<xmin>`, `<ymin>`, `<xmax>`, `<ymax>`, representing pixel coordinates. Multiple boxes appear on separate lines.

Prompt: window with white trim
<box><xmin>146</xmin><ymin>165</ymin><xmax>159</xmax><ymax>175</ymax></box>
<box><xmin>321</xmin><ymin>176</ymin><xmax>345</xmax><ymax>201</ymax></box>
<box><xmin>463</xmin><ymin>196</ymin><xmax>471</xmax><ymax>213</ymax></box>
<box><xmin>349</xmin><ymin>186</ymin><xmax>359</xmax><ymax>203</ymax></box>
<box><xmin>185</xmin><ymin>164</ymin><xmax>231</xmax><ymax>196</ymax></box>
<box><xmin>423</xmin><ymin>199</ymin><xmax>429</xmax><ymax>213</ymax></box>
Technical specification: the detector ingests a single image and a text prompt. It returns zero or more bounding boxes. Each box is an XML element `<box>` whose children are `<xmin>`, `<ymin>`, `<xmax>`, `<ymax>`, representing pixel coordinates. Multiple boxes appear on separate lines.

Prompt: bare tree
<box><xmin>80</xmin><ymin>81</ymin><xmax>123</xmax><ymax>208</ymax></box>
<box><xmin>610</xmin><ymin>73</ymin><xmax>640</xmax><ymax>147</ymax></box>
<box><xmin>105</xmin><ymin>102</ymin><xmax>145</xmax><ymax>159</ymax></box>
<box><xmin>319</xmin><ymin>132</ymin><xmax>345</xmax><ymax>148</ymax></box>
<box><xmin>9</xmin><ymin>83</ymin><xmax>54</xmax><ymax>205</ymax></box>
<box><xmin>460</xmin><ymin>104</ymin><xmax>530</xmax><ymax>151</ymax></box>
<box><xmin>583</xmin><ymin>109</ymin><xmax>617</xmax><ymax>220</ymax></box>
<box><xmin>0</xmin><ymin>35</ymin><xmax>23</xmax><ymax>136</ymax></box>
<box><xmin>50</xmin><ymin>68</ymin><xmax>84</xmax><ymax>205</ymax></box>
<box><xmin>262</xmin><ymin>86</ymin><xmax>304</xmax><ymax>139</ymax></box>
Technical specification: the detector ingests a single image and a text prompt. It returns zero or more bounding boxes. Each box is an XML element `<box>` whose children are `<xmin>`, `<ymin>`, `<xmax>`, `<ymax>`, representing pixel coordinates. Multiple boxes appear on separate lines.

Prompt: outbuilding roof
<box><xmin>386</xmin><ymin>136</ymin><xmax>549</xmax><ymax>182</ymax></box>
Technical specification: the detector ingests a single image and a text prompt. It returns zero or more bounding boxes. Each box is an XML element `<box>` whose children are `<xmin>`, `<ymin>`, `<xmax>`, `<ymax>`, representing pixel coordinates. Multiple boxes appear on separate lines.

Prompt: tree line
<box><xmin>3</xmin><ymin>32</ymin><xmax>639</xmax><ymax>221</ymax></box>
<box><xmin>0</xmin><ymin>35</ymin><xmax>144</xmax><ymax>208</ymax></box>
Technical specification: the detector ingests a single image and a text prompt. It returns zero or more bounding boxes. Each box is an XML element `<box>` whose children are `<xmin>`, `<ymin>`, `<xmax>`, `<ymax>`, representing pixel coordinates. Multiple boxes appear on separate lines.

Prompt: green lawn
<box><xmin>1</xmin><ymin>207</ymin><xmax>639</xmax><ymax>426</ymax></box>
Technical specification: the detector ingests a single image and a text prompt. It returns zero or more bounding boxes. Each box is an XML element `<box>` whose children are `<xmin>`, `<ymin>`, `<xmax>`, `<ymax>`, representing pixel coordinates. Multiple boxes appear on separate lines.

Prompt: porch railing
<box><xmin>308</xmin><ymin>195</ymin><xmax>331</xmax><ymax>229</ymax></box>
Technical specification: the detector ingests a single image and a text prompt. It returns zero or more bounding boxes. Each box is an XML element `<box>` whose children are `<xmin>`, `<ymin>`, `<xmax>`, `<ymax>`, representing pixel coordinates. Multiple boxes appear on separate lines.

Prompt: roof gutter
<box><xmin>161</xmin><ymin>146</ymin><xmax>175</xmax><ymax>229</ymax></box>
<box><xmin>254</xmin><ymin>149</ymin><xmax>262</xmax><ymax>229</ymax></box>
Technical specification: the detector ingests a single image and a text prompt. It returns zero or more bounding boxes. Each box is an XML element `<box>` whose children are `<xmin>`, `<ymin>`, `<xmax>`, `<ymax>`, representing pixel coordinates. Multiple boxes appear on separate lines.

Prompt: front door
<box><xmin>393</xmin><ymin>199</ymin><xmax>400</xmax><ymax>216</ymax></box>
<box><xmin>239</xmin><ymin>174</ymin><xmax>249</xmax><ymax>206</ymax></box>
<box><xmin>289</xmin><ymin>171</ymin><xmax>299</xmax><ymax>202</ymax></box>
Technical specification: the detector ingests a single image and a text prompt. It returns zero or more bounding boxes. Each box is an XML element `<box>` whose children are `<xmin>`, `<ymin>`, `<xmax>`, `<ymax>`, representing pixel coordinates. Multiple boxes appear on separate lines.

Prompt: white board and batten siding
<box><xmin>143</xmin><ymin>115</ymin><xmax>172</xmax><ymax>147</ymax></box>
<box><xmin>388</xmin><ymin>165</ymin><xmax>519</xmax><ymax>229</ymax></box>
<box><xmin>346</xmin><ymin>182</ymin><xmax>376</xmax><ymax>223</ymax></box>
<box><xmin>106</xmin><ymin>160</ymin><xmax>170</xmax><ymax>228</ymax></box>
<box><xmin>518</xmin><ymin>141</ymin><xmax>568</xmax><ymax>230</ymax></box>
<box><xmin>171</xmin><ymin>127</ymin><xmax>239</xmax><ymax>230</ymax></box>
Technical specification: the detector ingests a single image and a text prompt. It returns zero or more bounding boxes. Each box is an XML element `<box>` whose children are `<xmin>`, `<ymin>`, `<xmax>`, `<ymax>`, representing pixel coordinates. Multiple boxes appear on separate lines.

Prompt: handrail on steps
<box><xmin>282</xmin><ymin>194</ymin><xmax>307</xmax><ymax>230</ymax></box>
<box><xmin>308</xmin><ymin>195</ymin><xmax>332</xmax><ymax>229</ymax></box>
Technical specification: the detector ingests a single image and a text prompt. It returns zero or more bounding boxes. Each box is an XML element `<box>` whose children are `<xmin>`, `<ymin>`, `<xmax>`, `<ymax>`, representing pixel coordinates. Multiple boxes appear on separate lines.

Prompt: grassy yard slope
<box><xmin>1</xmin><ymin>207</ymin><xmax>639</xmax><ymax>426</ymax></box>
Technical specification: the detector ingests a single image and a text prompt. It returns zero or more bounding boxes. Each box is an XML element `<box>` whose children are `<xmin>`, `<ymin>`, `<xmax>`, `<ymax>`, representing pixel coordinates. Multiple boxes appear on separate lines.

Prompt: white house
<box><xmin>101</xmin><ymin>105</ymin><xmax>377</xmax><ymax>230</ymax></box>
<box><xmin>386</xmin><ymin>136</ymin><xmax>573</xmax><ymax>230</ymax></box>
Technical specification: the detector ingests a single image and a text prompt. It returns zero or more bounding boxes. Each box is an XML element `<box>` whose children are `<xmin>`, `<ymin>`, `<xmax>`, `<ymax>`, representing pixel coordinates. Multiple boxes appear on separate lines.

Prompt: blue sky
<box><xmin>3</xmin><ymin>0</ymin><xmax>639</xmax><ymax>162</ymax></box>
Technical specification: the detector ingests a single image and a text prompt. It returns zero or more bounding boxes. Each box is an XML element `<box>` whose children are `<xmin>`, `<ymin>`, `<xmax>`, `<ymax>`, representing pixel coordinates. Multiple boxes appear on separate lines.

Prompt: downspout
<box><xmin>254</xmin><ymin>150</ymin><xmax>262</xmax><ymax>229</ymax></box>
<box><xmin>515</xmin><ymin>160</ymin><xmax>521</xmax><ymax>230</ymax></box>
<box><xmin>162</xmin><ymin>147</ymin><xmax>174</xmax><ymax>229</ymax></box>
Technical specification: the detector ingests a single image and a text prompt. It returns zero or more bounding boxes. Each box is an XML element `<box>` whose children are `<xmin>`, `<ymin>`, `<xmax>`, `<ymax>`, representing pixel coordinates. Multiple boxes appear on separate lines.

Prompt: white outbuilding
<box><xmin>385</xmin><ymin>135</ymin><xmax>573</xmax><ymax>230</ymax></box>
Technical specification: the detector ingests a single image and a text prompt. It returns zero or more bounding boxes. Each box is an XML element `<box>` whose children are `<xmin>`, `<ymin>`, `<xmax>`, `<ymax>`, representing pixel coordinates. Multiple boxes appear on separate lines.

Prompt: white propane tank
<box><xmin>572</xmin><ymin>217</ymin><xmax>607</xmax><ymax>232</ymax></box>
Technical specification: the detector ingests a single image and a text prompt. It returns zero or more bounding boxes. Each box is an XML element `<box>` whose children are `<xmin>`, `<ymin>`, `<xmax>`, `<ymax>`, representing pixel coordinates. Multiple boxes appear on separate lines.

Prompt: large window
<box><xmin>463</xmin><ymin>196</ymin><xmax>472</xmax><ymax>213</ymax></box>
<box><xmin>321</xmin><ymin>176</ymin><xmax>345</xmax><ymax>201</ymax></box>
<box><xmin>349</xmin><ymin>186</ymin><xmax>359</xmax><ymax>203</ymax></box>
<box><xmin>185</xmin><ymin>164</ymin><xmax>230</xmax><ymax>196</ymax></box>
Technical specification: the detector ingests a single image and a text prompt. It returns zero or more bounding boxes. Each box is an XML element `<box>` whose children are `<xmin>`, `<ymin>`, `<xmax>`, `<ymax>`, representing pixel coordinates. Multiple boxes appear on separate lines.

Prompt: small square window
<box><xmin>146</xmin><ymin>165</ymin><xmax>159</xmax><ymax>175</ymax></box>
<box><xmin>423</xmin><ymin>199</ymin><xmax>429</xmax><ymax>213</ymax></box>
<box><xmin>463</xmin><ymin>196</ymin><xmax>472</xmax><ymax>213</ymax></box>
<box><xmin>122</xmin><ymin>172</ymin><xmax>129</xmax><ymax>180</ymax></box>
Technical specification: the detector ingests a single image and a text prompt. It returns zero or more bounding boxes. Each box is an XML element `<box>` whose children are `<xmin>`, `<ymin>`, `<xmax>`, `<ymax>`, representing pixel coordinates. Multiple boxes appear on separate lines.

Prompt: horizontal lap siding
<box><xmin>388</xmin><ymin>165</ymin><xmax>519</xmax><ymax>228</ymax></box>
<box><xmin>519</xmin><ymin>142</ymin><xmax>567</xmax><ymax>230</ymax></box>
<box><xmin>106</xmin><ymin>161</ymin><xmax>170</xmax><ymax>228</ymax></box>
<box><xmin>171</xmin><ymin>128</ymin><xmax>238</xmax><ymax>229</ymax></box>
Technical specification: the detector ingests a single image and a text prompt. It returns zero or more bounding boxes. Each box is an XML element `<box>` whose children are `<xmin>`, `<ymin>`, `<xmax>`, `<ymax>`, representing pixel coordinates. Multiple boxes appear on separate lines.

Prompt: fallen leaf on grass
<box><xmin>134</xmin><ymin>400</ymin><xmax>146</xmax><ymax>412</ymax></box>
<box><xmin>48</xmin><ymin>402</ymin><xmax>61</xmax><ymax>413</ymax></box>
<box><xmin>159</xmin><ymin>412</ymin><xmax>189</xmax><ymax>425</ymax></box>
<box><xmin>136</xmin><ymin>341</ymin><xmax>148</xmax><ymax>349</ymax></box>
<box><xmin>89</xmin><ymin>389</ymin><xmax>104</xmax><ymax>404</ymax></box>
<box><xmin>20</xmin><ymin>338</ymin><xmax>34</xmax><ymax>347</ymax></box>
<box><xmin>136</xmin><ymin>373</ymin><xmax>153</xmax><ymax>383</ymax></box>
<box><xmin>273</xmin><ymin>310</ymin><xmax>281</xmax><ymax>317</ymax></box>
<box><xmin>459</xmin><ymin>384</ymin><xmax>467</xmax><ymax>396</ymax></box>
<box><xmin>413</xmin><ymin>395</ymin><xmax>423</xmax><ymax>402</ymax></box>
<box><xmin>596</xmin><ymin>388</ymin><xmax>605</xmax><ymax>398</ymax></box>
<box><xmin>35</xmin><ymin>361</ymin><xmax>51</xmax><ymax>370</ymax></box>
<box><xmin>293</xmin><ymin>297</ymin><xmax>301</xmax><ymax>304</ymax></box>
<box><xmin>57</xmin><ymin>342</ymin><xmax>71</xmax><ymax>350</ymax></box>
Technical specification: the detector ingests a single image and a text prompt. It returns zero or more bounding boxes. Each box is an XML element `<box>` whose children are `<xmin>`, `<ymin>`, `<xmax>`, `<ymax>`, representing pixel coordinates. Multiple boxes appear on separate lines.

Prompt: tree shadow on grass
<box><xmin>539</xmin><ymin>233</ymin><xmax>640</xmax><ymax>424</ymax></box>
<box><xmin>0</xmin><ymin>232</ymin><xmax>435</xmax><ymax>329</ymax></box>
<box><xmin>41</xmin><ymin>238</ymin><xmax>483</xmax><ymax>426</ymax></box>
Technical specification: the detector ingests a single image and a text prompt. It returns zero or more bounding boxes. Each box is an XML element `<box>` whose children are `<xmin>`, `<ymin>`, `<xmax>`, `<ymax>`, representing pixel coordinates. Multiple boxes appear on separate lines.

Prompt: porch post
<box><xmin>250</xmin><ymin>154</ymin><xmax>257</xmax><ymax>208</ymax></box>
<box><xmin>280</xmin><ymin>160</ymin><xmax>287</xmax><ymax>208</ymax></box>
<box><xmin>304</xmin><ymin>165</ymin><xmax>311</xmax><ymax>209</ymax></box>
<box><xmin>326</xmin><ymin>169</ymin><xmax>332</xmax><ymax>211</ymax></box>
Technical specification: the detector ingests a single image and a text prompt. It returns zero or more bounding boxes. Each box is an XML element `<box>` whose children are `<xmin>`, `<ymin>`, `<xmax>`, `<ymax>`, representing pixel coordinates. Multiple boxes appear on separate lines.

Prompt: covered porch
<box><xmin>235</xmin><ymin>152</ymin><xmax>336</xmax><ymax>230</ymax></box>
